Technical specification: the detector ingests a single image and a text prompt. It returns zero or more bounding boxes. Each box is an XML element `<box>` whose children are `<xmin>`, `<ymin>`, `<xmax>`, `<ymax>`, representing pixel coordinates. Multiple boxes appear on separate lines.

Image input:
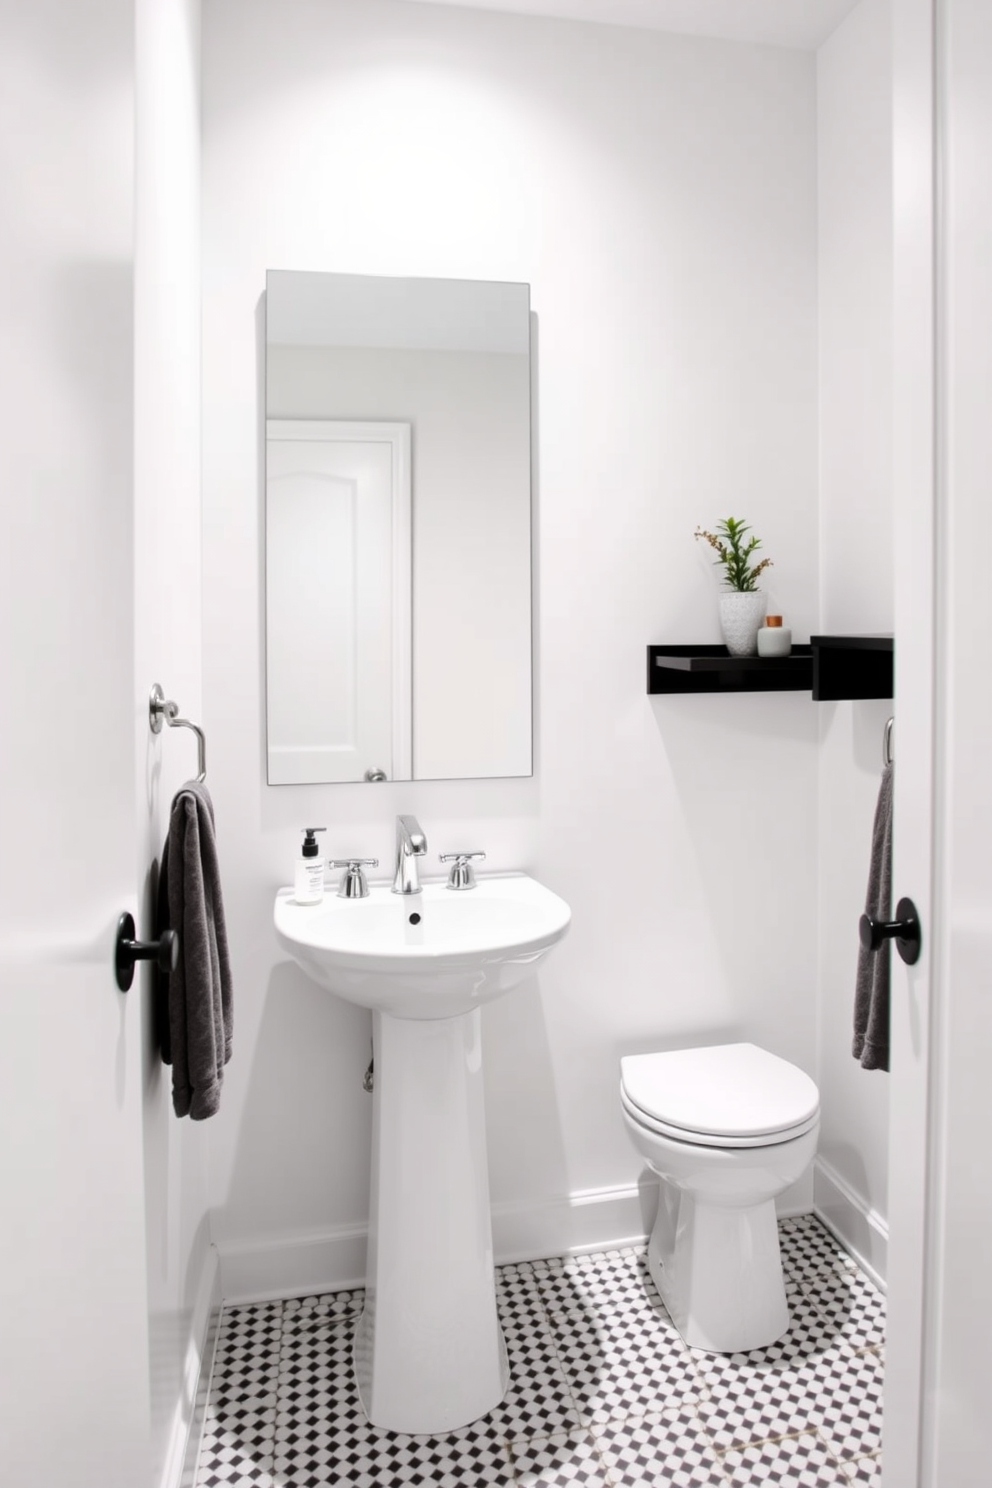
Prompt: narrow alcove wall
<box><xmin>815</xmin><ymin>0</ymin><xmax>894</xmax><ymax>1284</ymax></box>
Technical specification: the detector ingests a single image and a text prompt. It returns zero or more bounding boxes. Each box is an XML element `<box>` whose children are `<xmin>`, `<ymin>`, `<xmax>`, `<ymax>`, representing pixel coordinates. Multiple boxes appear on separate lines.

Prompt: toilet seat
<box><xmin>621</xmin><ymin>1086</ymin><xmax>819</xmax><ymax>1148</ymax></box>
<box><xmin>620</xmin><ymin>1042</ymin><xmax>820</xmax><ymax>1150</ymax></box>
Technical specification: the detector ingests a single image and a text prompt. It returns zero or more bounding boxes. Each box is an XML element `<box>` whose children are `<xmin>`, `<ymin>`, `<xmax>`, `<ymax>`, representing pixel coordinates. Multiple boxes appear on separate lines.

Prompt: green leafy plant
<box><xmin>694</xmin><ymin>517</ymin><xmax>773</xmax><ymax>593</ymax></box>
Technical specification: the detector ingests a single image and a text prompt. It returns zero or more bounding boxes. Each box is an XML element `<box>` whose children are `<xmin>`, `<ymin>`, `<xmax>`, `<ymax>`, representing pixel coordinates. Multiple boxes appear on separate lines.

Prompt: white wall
<box><xmin>815</xmin><ymin>0</ymin><xmax>893</xmax><ymax>1281</ymax></box>
<box><xmin>134</xmin><ymin>2</ymin><xmax>214</xmax><ymax>1484</ymax></box>
<box><xmin>201</xmin><ymin>0</ymin><xmax>820</xmax><ymax>1290</ymax></box>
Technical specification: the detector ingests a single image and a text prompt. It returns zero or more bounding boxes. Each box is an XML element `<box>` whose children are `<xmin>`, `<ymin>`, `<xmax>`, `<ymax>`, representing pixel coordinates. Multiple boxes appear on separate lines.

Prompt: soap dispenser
<box><xmin>295</xmin><ymin>827</ymin><xmax>327</xmax><ymax>905</ymax></box>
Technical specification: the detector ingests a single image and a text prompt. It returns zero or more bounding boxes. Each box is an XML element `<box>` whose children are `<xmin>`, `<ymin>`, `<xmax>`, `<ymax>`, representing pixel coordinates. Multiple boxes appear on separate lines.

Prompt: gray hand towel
<box><xmin>852</xmin><ymin>762</ymin><xmax>893</xmax><ymax>1072</ymax></box>
<box><xmin>158</xmin><ymin>780</ymin><xmax>233</xmax><ymax>1118</ymax></box>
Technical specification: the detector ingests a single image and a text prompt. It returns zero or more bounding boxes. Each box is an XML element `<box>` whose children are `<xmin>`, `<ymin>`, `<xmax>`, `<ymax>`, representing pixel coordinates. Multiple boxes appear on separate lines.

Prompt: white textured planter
<box><xmin>719</xmin><ymin>591</ymin><xmax>767</xmax><ymax>657</ymax></box>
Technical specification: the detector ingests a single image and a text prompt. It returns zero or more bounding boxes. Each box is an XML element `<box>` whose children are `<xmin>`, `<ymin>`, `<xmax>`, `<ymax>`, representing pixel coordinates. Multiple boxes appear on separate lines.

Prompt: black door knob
<box><xmin>859</xmin><ymin>896</ymin><xmax>922</xmax><ymax>966</ymax></box>
<box><xmin>114</xmin><ymin>911</ymin><xmax>180</xmax><ymax>992</ymax></box>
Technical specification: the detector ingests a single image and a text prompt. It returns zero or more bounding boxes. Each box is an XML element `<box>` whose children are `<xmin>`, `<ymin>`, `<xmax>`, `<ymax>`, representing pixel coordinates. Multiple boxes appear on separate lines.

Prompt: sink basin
<box><xmin>273</xmin><ymin>872</ymin><xmax>571</xmax><ymax>1018</ymax></box>
<box><xmin>273</xmin><ymin>868</ymin><xmax>571</xmax><ymax>1436</ymax></box>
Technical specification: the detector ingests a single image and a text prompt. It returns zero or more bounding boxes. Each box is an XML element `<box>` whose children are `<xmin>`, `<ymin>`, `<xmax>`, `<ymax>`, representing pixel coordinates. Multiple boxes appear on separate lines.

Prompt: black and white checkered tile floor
<box><xmin>191</xmin><ymin>1215</ymin><xmax>884</xmax><ymax>1486</ymax></box>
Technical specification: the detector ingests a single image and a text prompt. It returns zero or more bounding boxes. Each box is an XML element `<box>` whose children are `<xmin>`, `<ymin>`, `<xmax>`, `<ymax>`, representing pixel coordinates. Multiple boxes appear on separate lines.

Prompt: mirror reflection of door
<box><xmin>266</xmin><ymin>420</ymin><xmax>411</xmax><ymax>784</ymax></box>
<box><xmin>264</xmin><ymin>270</ymin><xmax>533</xmax><ymax>784</ymax></box>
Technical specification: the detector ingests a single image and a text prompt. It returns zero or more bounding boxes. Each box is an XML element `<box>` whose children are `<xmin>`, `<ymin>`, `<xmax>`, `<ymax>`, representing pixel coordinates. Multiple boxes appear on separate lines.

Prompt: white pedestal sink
<box><xmin>273</xmin><ymin>872</ymin><xmax>571</xmax><ymax>1434</ymax></box>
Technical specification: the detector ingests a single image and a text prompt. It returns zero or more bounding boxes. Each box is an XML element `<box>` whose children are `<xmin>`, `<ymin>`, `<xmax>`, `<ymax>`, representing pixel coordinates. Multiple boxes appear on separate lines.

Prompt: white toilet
<box><xmin>621</xmin><ymin>1042</ymin><xmax>820</xmax><ymax>1354</ymax></box>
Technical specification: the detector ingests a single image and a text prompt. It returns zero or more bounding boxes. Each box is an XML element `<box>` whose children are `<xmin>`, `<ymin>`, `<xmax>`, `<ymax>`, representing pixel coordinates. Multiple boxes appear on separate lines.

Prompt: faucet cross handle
<box><xmin>439</xmin><ymin>851</ymin><xmax>486</xmax><ymax>891</ymax></box>
<box><xmin>328</xmin><ymin>858</ymin><xmax>378</xmax><ymax>899</ymax></box>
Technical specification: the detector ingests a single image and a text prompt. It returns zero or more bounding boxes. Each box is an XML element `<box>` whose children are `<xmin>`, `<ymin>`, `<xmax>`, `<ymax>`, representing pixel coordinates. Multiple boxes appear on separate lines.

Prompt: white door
<box><xmin>0</xmin><ymin>5</ymin><xmax>153</xmax><ymax>1479</ymax></box>
<box><xmin>886</xmin><ymin>1</ymin><xmax>992</xmax><ymax>1483</ymax></box>
<box><xmin>884</xmin><ymin>1</ymin><xmax>938</xmax><ymax>1482</ymax></box>
<box><xmin>0</xmin><ymin>709</ymin><xmax>153</xmax><ymax>1488</ymax></box>
<box><xmin>266</xmin><ymin>420</ymin><xmax>411</xmax><ymax>783</ymax></box>
<box><xmin>920</xmin><ymin>3</ymin><xmax>992</xmax><ymax>1476</ymax></box>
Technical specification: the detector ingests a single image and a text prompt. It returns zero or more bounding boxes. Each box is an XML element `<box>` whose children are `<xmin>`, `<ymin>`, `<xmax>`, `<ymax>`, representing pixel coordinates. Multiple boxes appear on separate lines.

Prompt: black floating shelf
<box><xmin>648</xmin><ymin>644</ymin><xmax>814</xmax><ymax>695</ymax></box>
<box><xmin>809</xmin><ymin>634</ymin><xmax>893</xmax><ymax>701</ymax></box>
<box><xmin>647</xmin><ymin>634</ymin><xmax>894</xmax><ymax>700</ymax></box>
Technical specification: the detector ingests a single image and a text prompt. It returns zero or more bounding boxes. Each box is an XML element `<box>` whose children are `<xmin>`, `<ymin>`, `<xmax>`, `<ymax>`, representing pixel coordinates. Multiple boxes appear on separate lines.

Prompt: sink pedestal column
<box><xmin>354</xmin><ymin>1007</ymin><xmax>509</xmax><ymax>1434</ymax></box>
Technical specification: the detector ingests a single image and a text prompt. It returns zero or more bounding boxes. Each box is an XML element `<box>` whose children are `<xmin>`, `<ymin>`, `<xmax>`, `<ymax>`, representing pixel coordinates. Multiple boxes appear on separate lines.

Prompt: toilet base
<box><xmin>648</xmin><ymin>1183</ymin><xmax>789</xmax><ymax>1354</ymax></box>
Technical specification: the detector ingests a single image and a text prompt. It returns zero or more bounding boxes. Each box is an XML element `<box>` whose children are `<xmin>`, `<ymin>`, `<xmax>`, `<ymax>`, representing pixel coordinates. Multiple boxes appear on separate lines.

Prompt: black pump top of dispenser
<box><xmin>301</xmin><ymin>827</ymin><xmax>326</xmax><ymax>858</ymax></box>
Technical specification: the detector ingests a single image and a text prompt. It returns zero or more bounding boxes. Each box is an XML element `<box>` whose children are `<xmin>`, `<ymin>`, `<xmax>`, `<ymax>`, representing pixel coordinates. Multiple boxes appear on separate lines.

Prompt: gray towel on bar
<box><xmin>852</xmin><ymin>762</ymin><xmax>893</xmax><ymax>1072</ymax></box>
<box><xmin>158</xmin><ymin>780</ymin><xmax>233</xmax><ymax>1119</ymax></box>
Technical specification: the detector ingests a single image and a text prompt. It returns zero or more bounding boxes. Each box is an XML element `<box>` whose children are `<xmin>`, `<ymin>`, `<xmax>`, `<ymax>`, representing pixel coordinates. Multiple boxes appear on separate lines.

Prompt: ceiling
<box><xmin>396</xmin><ymin>0</ymin><xmax>863</xmax><ymax>51</ymax></box>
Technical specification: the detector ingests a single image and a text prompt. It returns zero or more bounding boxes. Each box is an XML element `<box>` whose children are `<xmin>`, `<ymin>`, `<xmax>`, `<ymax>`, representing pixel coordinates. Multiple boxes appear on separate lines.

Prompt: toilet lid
<box><xmin>620</xmin><ymin>1043</ymin><xmax>819</xmax><ymax>1143</ymax></box>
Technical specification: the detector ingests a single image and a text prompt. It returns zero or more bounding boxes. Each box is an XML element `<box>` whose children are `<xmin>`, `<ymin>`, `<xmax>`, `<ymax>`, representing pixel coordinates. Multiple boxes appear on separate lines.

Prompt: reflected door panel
<box><xmin>266</xmin><ymin>420</ymin><xmax>411</xmax><ymax>783</ymax></box>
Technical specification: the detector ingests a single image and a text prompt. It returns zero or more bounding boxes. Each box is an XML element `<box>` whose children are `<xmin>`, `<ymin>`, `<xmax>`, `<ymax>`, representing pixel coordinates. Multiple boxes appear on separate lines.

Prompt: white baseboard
<box><xmin>217</xmin><ymin>1176</ymin><xmax>816</xmax><ymax>1305</ymax></box>
<box><xmin>218</xmin><ymin>1221</ymin><xmax>369</xmax><ymax>1304</ymax></box>
<box><xmin>159</xmin><ymin>1242</ymin><xmax>222</xmax><ymax>1488</ymax></box>
<box><xmin>813</xmin><ymin>1155</ymin><xmax>888</xmax><ymax>1292</ymax></box>
<box><xmin>491</xmin><ymin>1182</ymin><xmax>653</xmax><ymax>1264</ymax></box>
<box><xmin>217</xmin><ymin>1189</ymin><xmax>653</xmax><ymax>1305</ymax></box>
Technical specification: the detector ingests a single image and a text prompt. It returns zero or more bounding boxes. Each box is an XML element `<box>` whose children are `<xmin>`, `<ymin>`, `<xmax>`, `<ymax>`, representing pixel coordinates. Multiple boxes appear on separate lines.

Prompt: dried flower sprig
<box><xmin>694</xmin><ymin>516</ymin><xmax>773</xmax><ymax>593</ymax></box>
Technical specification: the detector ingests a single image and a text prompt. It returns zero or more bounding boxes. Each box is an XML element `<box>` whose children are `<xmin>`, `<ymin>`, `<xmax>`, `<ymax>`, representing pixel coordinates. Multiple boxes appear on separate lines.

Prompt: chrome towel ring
<box><xmin>149</xmin><ymin>683</ymin><xmax>206</xmax><ymax>782</ymax></box>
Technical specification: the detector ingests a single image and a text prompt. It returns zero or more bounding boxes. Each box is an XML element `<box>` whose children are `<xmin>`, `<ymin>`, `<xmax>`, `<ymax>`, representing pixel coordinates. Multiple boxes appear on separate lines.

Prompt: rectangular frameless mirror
<box><xmin>265</xmin><ymin>270</ymin><xmax>533</xmax><ymax>784</ymax></box>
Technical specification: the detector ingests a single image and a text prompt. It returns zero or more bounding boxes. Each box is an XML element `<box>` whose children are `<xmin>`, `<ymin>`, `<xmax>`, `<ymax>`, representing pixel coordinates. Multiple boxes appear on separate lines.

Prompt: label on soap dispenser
<box><xmin>294</xmin><ymin>857</ymin><xmax>325</xmax><ymax>905</ymax></box>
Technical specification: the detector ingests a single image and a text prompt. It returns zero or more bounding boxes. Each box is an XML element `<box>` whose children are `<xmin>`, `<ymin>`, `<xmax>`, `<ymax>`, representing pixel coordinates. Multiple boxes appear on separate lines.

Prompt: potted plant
<box><xmin>694</xmin><ymin>517</ymin><xmax>772</xmax><ymax>657</ymax></box>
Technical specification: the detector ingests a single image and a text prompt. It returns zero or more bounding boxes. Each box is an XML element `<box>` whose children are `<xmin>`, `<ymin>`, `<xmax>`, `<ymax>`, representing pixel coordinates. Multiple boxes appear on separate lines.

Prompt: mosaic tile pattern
<box><xmin>722</xmin><ymin>1431</ymin><xmax>851</xmax><ymax>1485</ymax></box>
<box><xmin>193</xmin><ymin>1215</ymin><xmax>884</xmax><ymax>1486</ymax></box>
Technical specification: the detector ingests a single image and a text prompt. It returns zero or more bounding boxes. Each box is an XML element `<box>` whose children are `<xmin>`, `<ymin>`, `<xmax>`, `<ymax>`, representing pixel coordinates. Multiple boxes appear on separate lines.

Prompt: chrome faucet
<box><xmin>392</xmin><ymin>814</ymin><xmax>428</xmax><ymax>895</ymax></box>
